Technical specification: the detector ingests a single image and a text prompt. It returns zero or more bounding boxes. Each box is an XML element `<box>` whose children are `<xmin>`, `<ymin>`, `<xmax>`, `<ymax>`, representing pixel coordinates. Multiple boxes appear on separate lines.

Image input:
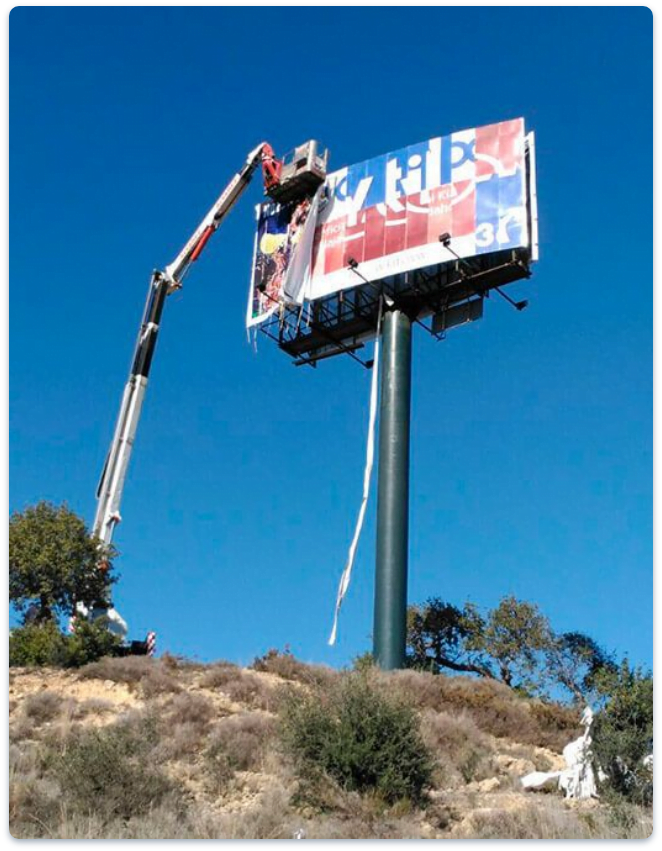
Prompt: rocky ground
<box><xmin>8</xmin><ymin>655</ymin><xmax>652</xmax><ymax>839</ymax></box>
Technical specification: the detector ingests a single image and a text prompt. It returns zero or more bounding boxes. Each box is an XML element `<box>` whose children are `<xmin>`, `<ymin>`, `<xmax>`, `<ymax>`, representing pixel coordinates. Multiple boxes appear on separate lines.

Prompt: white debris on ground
<box><xmin>522</xmin><ymin>706</ymin><xmax>599</xmax><ymax>799</ymax></box>
<box><xmin>520</xmin><ymin>770</ymin><xmax>562</xmax><ymax>792</ymax></box>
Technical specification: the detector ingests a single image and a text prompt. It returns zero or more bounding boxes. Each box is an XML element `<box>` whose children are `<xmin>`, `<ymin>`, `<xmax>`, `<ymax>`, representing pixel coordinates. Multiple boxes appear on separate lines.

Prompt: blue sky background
<box><xmin>10</xmin><ymin>7</ymin><xmax>652</xmax><ymax>671</ymax></box>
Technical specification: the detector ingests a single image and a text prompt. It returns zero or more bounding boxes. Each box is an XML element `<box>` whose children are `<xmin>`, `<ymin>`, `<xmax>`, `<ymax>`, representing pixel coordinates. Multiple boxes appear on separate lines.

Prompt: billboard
<box><xmin>248</xmin><ymin>118</ymin><xmax>534</xmax><ymax>328</ymax></box>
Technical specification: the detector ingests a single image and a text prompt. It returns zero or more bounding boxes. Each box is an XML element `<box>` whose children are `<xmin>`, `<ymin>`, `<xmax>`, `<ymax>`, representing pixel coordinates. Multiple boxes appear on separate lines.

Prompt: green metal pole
<box><xmin>373</xmin><ymin>308</ymin><xmax>412</xmax><ymax>670</ymax></box>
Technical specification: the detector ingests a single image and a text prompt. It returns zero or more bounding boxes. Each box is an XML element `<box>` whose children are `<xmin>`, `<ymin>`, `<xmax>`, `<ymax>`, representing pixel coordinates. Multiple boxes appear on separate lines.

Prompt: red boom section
<box><xmin>260</xmin><ymin>143</ymin><xmax>282</xmax><ymax>192</ymax></box>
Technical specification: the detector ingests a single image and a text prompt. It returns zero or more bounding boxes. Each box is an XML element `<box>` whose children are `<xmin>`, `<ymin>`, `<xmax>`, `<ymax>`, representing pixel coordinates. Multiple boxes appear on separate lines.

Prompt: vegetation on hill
<box><xmin>9</xmin><ymin>501</ymin><xmax>116</xmax><ymax>624</ymax></box>
<box><xmin>7</xmin><ymin>502</ymin><xmax>652</xmax><ymax>838</ymax></box>
<box><xmin>9</xmin><ymin>653</ymin><xmax>652</xmax><ymax>839</ymax></box>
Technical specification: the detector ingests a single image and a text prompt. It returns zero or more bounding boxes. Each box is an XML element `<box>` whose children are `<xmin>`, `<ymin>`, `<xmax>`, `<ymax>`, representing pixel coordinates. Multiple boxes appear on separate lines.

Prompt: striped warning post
<box><xmin>146</xmin><ymin>632</ymin><xmax>156</xmax><ymax>657</ymax></box>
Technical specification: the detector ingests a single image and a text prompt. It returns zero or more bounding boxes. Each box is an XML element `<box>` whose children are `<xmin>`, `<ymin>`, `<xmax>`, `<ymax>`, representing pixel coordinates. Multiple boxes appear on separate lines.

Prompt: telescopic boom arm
<box><xmin>93</xmin><ymin>142</ymin><xmax>281</xmax><ymax>548</ymax></box>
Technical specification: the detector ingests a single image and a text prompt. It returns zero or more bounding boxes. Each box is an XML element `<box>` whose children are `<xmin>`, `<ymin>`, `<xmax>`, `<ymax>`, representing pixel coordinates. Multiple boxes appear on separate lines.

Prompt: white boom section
<box><xmin>93</xmin><ymin>142</ymin><xmax>274</xmax><ymax>548</ymax></box>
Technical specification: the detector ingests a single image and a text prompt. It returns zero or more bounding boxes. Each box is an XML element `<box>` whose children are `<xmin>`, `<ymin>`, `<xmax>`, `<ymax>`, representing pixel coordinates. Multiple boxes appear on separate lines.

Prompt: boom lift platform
<box><xmin>89</xmin><ymin>140</ymin><xmax>327</xmax><ymax>655</ymax></box>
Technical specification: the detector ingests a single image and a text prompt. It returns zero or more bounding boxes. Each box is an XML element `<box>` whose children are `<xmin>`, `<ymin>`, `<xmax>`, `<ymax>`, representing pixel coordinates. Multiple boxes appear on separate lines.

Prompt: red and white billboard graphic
<box><xmin>248</xmin><ymin>118</ymin><xmax>536</xmax><ymax>327</ymax></box>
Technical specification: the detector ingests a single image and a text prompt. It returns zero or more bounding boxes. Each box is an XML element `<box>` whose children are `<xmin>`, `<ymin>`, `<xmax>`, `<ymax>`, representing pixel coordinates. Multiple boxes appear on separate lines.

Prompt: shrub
<box><xmin>207</xmin><ymin>713</ymin><xmax>274</xmax><ymax>772</ymax></box>
<box><xmin>279</xmin><ymin>674</ymin><xmax>433</xmax><ymax>806</ymax></box>
<box><xmin>10</xmin><ymin>620</ymin><xmax>123</xmax><ymax>670</ymax></box>
<box><xmin>10</xmin><ymin>622</ymin><xmax>68</xmax><ymax>667</ymax></box>
<box><xmin>252</xmin><ymin>649</ymin><xmax>338</xmax><ymax>688</ymax></box>
<box><xmin>72</xmin><ymin>698</ymin><xmax>114</xmax><ymax>719</ymax></box>
<box><xmin>382</xmin><ymin>669</ymin><xmax>580</xmax><ymax>750</ymax></box>
<box><xmin>156</xmin><ymin>692</ymin><xmax>216</xmax><ymax>760</ymax></box>
<box><xmin>202</xmin><ymin>665</ymin><xmax>273</xmax><ymax>710</ymax></box>
<box><xmin>140</xmin><ymin>667</ymin><xmax>182</xmax><ymax>699</ymax></box>
<box><xmin>200</xmin><ymin>662</ymin><xmax>241</xmax><ymax>688</ymax></box>
<box><xmin>55</xmin><ymin>715</ymin><xmax>182</xmax><ymax>823</ymax></box>
<box><xmin>79</xmin><ymin>658</ymin><xmax>181</xmax><ymax>699</ymax></box>
<box><xmin>352</xmin><ymin>652</ymin><xmax>376</xmax><ymax>674</ymax></box>
<box><xmin>592</xmin><ymin>663</ymin><xmax>653</xmax><ymax>806</ymax></box>
<box><xmin>64</xmin><ymin>619</ymin><xmax>123</xmax><ymax>667</ymax></box>
<box><xmin>22</xmin><ymin>691</ymin><xmax>65</xmax><ymax>726</ymax></box>
<box><xmin>420</xmin><ymin>710</ymin><xmax>494</xmax><ymax>785</ymax></box>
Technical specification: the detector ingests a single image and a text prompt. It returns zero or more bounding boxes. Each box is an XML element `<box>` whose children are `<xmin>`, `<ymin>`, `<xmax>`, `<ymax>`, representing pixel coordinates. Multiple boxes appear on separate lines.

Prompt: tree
<box><xmin>476</xmin><ymin>596</ymin><xmax>554</xmax><ymax>693</ymax></box>
<box><xmin>592</xmin><ymin>661</ymin><xmax>653</xmax><ymax>806</ymax></box>
<box><xmin>545</xmin><ymin>631</ymin><xmax>616</xmax><ymax>704</ymax></box>
<box><xmin>407</xmin><ymin>595</ymin><xmax>616</xmax><ymax>702</ymax></box>
<box><xmin>406</xmin><ymin>599</ymin><xmax>495</xmax><ymax>679</ymax></box>
<box><xmin>408</xmin><ymin>596</ymin><xmax>555</xmax><ymax>695</ymax></box>
<box><xmin>9</xmin><ymin>501</ymin><xmax>116</xmax><ymax>624</ymax></box>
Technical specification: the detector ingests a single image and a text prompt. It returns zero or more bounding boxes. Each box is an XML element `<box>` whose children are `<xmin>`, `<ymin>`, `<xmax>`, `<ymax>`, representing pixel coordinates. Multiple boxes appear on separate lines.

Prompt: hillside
<box><xmin>9</xmin><ymin>653</ymin><xmax>652</xmax><ymax>839</ymax></box>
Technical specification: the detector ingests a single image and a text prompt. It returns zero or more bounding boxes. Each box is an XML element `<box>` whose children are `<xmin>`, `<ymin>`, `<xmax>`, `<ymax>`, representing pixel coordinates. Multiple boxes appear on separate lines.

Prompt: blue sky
<box><xmin>10</xmin><ymin>7</ymin><xmax>652</xmax><ymax>670</ymax></box>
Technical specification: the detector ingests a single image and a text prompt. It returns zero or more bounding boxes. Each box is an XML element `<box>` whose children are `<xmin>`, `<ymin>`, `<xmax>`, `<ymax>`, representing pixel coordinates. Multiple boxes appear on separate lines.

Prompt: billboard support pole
<box><xmin>373</xmin><ymin>307</ymin><xmax>412</xmax><ymax>670</ymax></box>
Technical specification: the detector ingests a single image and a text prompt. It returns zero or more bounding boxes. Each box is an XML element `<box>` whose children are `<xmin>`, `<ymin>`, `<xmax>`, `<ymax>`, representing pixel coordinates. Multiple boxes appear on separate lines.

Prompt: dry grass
<box><xmin>207</xmin><ymin>712</ymin><xmax>275</xmax><ymax>772</ymax></box>
<box><xmin>203</xmin><ymin>713</ymin><xmax>275</xmax><ymax>796</ymax></box>
<box><xmin>21</xmin><ymin>691</ymin><xmax>65</xmax><ymax>725</ymax></box>
<box><xmin>467</xmin><ymin>798</ymin><xmax>653</xmax><ymax>840</ymax></box>
<box><xmin>78</xmin><ymin>655</ymin><xmax>183</xmax><ymax>698</ymax></box>
<box><xmin>201</xmin><ymin>664</ymin><xmax>275</xmax><ymax>710</ymax></box>
<box><xmin>71</xmin><ymin>698</ymin><xmax>115</xmax><ymax>719</ymax></box>
<box><xmin>140</xmin><ymin>667</ymin><xmax>183</xmax><ymax>698</ymax></box>
<box><xmin>11</xmin><ymin>756</ymin><xmax>293</xmax><ymax>839</ymax></box>
<box><xmin>77</xmin><ymin>654</ymin><xmax>153</xmax><ymax>685</ymax></box>
<box><xmin>199</xmin><ymin>660</ymin><xmax>241</xmax><ymax>686</ymax></box>
<box><xmin>154</xmin><ymin>691</ymin><xmax>217</xmax><ymax>760</ymax></box>
<box><xmin>160</xmin><ymin>652</ymin><xmax>207</xmax><ymax>673</ymax></box>
<box><xmin>382</xmin><ymin>669</ymin><xmax>581</xmax><ymax>750</ymax></box>
<box><xmin>287</xmin><ymin>781</ymin><xmax>431</xmax><ymax>838</ymax></box>
<box><xmin>166</xmin><ymin>690</ymin><xmax>216</xmax><ymax>726</ymax></box>
<box><xmin>421</xmin><ymin>709</ymin><xmax>496</xmax><ymax>786</ymax></box>
<box><xmin>8</xmin><ymin>656</ymin><xmax>651</xmax><ymax>840</ymax></box>
<box><xmin>252</xmin><ymin>649</ymin><xmax>339</xmax><ymax>689</ymax></box>
<box><xmin>9</xmin><ymin>741</ymin><xmax>61</xmax><ymax>838</ymax></box>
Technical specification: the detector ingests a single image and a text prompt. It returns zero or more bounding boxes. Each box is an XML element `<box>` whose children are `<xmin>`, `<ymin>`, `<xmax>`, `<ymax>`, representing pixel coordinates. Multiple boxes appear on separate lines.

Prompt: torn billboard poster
<box><xmin>246</xmin><ymin>192</ymin><xmax>321</xmax><ymax>327</ymax></box>
<box><xmin>247</xmin><ymin>118</ymin><xmax>533</xmax><ymax>327</ymax></box>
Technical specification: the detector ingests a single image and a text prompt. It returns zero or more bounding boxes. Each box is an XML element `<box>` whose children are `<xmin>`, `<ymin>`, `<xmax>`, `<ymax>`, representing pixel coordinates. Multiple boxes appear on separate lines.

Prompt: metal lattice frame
<box><xmin>258</xmin><ymin>246</ymin><xmax>533</xmax><ymax>367</ymax></box>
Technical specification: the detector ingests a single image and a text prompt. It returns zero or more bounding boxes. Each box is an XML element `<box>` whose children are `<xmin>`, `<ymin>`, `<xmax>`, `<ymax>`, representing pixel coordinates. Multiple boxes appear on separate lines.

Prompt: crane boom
<box><xmin>87</xmin><ymin>138</ymin><xmax>327</xmax><ymax>653</ymax></box>
<box><xmin>93</xmin><ymin>142</ymin><xmax>280</xmax><ymax>547</ymax></box>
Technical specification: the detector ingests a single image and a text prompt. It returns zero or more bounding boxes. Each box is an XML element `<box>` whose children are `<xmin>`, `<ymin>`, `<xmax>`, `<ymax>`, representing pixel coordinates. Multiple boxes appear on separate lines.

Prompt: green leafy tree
<box><xmin>406</xmin><ymin>599</ymin><xmax>494</xmax><ymax>678</ymax></box>
<box><xmin>477</xmin><ymin>596</ymin><xmax>553</xmax><ymax>693</ymax></box>
<box><xmin>407</xmin><ymin>595</ymin><xmax>555</xmax><ymax>695</ymax></box>
<box><xmin>545</xmin><ymin>631</ymin><xmax>616</xmax><ymax>704</ymax></box>
<box><xmin>592</xmin><ymin>661</ymin><xmax>653</xmax><ymax>806</ymax></box>
<box><xmin>9</xmin><ymin>501</ymin><xmax>116</xmax><ymax>623</ymax></box>
<box><xmin>407</xmin><ymin>596</ymin><xmax>618</xmax><ymax>701</ymax></box>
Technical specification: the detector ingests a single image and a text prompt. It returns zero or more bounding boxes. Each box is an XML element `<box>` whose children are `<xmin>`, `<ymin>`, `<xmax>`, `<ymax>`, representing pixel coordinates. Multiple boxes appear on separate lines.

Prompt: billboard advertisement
<box><xmin>248</xmin><ymin>118</ymin><xmax>533</xmax><ymax>327</ymax></box>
